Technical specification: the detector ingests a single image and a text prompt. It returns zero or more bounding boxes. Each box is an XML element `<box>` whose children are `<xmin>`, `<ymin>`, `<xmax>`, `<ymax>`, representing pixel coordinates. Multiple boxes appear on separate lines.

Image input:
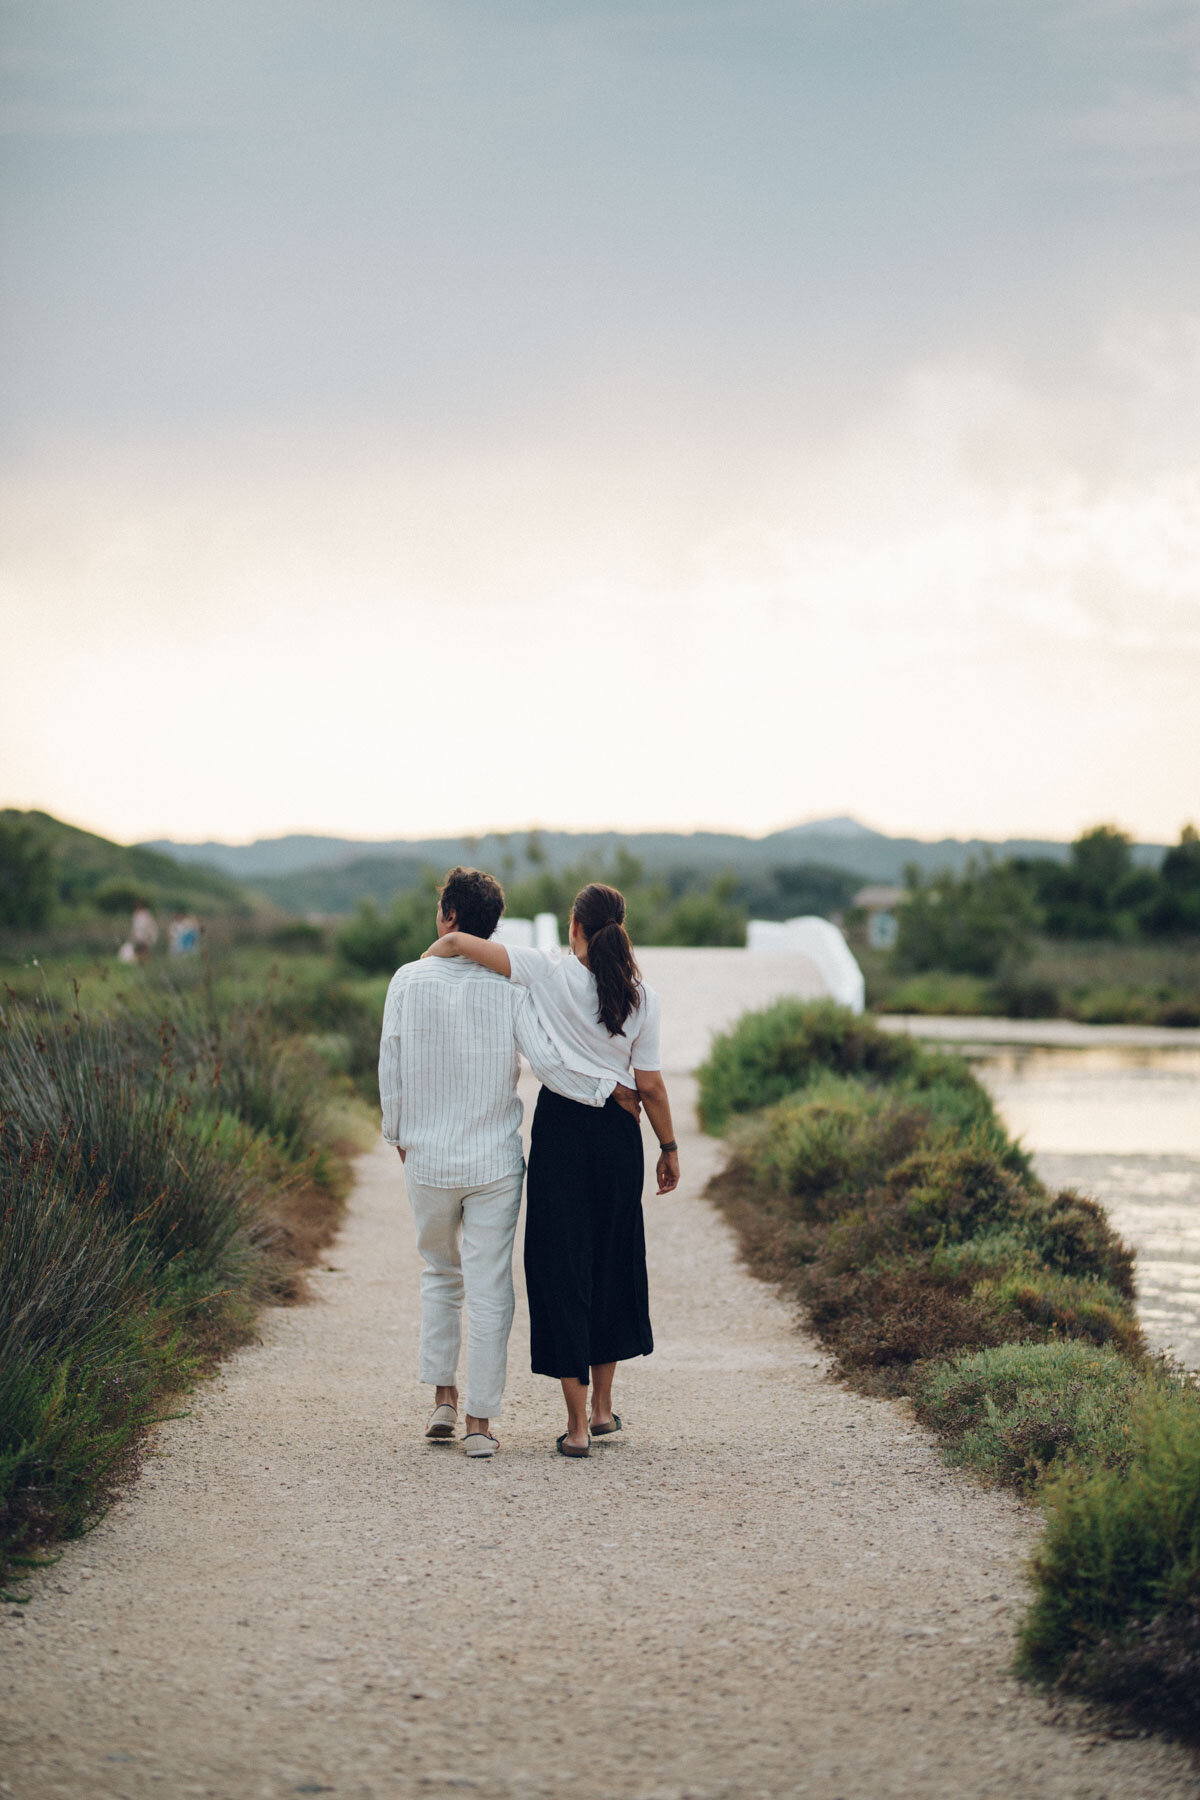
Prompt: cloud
<box><xmin>2</xmin><ymin>317</ymin><xmax>1198</xmax><ymax>842</ymax></box>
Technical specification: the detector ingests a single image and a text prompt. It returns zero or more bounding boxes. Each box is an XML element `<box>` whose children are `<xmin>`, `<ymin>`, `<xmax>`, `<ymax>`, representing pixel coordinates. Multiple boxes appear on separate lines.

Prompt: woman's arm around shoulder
<box><xmin>422</xmin><ymin>931</ymin><xmax>512</xmax><ymax>976</ymax></box>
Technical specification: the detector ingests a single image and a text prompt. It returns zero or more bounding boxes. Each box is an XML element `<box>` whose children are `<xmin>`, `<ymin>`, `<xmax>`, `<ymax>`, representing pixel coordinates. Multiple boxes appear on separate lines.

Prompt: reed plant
<box><xmin>0</xmin><ymin>974</ymin><xmax>354</xmax><ymax>1584</ymax></box>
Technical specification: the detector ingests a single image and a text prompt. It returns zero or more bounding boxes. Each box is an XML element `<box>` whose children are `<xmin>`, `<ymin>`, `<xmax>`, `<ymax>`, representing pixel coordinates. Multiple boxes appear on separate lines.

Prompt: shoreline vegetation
<box><xmin>0</xmin><ymin>951</ymin><xmax>381</xmax><ymax>1590</ymax></box>
<box><xmin>5</xmin><ymin>808</ymin><xmax>1199</xmax><ymax>1029</ymax></box>
<box><xmin>700</xmin><ymin>1000</ymin><xmax>1200</xmax><ymax>1744</ymax></box>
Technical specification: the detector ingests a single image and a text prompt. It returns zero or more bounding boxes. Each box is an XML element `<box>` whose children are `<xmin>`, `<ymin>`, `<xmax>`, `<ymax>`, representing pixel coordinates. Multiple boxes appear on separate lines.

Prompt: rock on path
<box><xmin>2</xmin><ymin>1075</ymin><xmax>1197</xmax><ymax>1800</ymax></box>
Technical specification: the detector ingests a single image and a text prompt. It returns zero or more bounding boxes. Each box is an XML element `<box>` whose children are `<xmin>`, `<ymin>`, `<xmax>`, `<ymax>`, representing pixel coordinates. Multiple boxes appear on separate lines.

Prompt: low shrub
<box><xmin>697</xmin><ymin>999</ymin><xmax>925</xmax><ymax>1132</ymax></box>
<box><xmin>1018</xmin><ymin>1382</ymin><xmax>1200</xmax><ymax>1739</ymax></box>
<box><xmin>727</xmin><ymin>1077</ymin><xmax>931</xmax><ymax>1219</ymax></box>
<box><xmin>912</xmin><ymin>1342</ymin><xmax>1144</xmax><ymax>1490</ymax></box>
<box><xmin>701</xmin><ymin>998</ymin><xmax>1185</xmax><ymax>1739</ymax></box>
<box><xmin>875</xmin><ymin>973</ymin><xmax>996</xmax><ymax>1016</ymax></box>
<box><xmin>1014</xmin><ymin>1187</ymin><xmax>1136</xmax><ymax>1298</ymax></box>
<box><xmin>977</xmin><ymin>1270</ymin><xmax>1143</xmax><ymax>1355</ymax></box>
<box><xmin>802</xmin><ymin>1252</ymin><xmax>1010</xmax><ymax>1384</ymax></box>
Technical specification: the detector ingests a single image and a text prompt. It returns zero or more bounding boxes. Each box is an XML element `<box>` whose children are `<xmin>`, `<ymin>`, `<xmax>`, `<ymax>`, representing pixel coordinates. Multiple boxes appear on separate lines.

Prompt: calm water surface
<box><xmin>976</xmin><ymin>1046</ymin><xmax>1200</xmax><ymax>1369</ymax></box>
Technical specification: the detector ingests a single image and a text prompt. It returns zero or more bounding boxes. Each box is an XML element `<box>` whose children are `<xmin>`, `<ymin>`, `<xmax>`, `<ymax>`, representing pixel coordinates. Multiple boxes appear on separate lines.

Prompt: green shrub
<box><xmin>697</xmin><ymin>999</ymin><xmax>926</xmax><ymax>1131</ymax></box>
<box><xmin>91</xmin><ymin>877</ymin><xmax>148</xmax><ymax>917</ymax></box>
<box><xmin>875</xmin><ymin>973</ymin><xmax>996</xmax><ymax>1016</ymax></box>
<box><xmin>268</xmin><ymin>920</ymin><xmax>326</xmax><ymax>953</ymax></box>
<box><xmin>889</xmin><ymin>1141</ymin><xmax>1030</xmax><ymax>1242</ymax></box>
<box><xmin>977</xmin><ymin>1269</ymin><xmax>1143</xmax><ymax>1355</ymax></box>
<box><xmin>336</xmin><ymin>888</ymin><xmax>437</xmax><ymax>974</ymax></box>
<box><xmin>802</xmin><ymin>1248</ymin><xmax>1009</xmax><ymax>1381</ymax></box>
<box><xmin>0</xmin><ymin>818</ymin><xmax>55</xmax><ymax>930</ymax></box>
<box><xmin>912</xmin><ymin>1343</ymin><xmax>1144</xmax><ymax>1490</ymax></box>
<box><xmin>728</xmin><ymin>1077</ymin><xmax>931</xmax><ymax>1218</ymax></box>
<box><xmin>1018</xmin><ymin>1383</ymin><xmax>1200</xmax><ymax>1739</ymax></box>
<box><xmin>702</xmin><ymin>992</ymin><xmax>1182</xmax><ymax>1741</ymax></box>
<box><xmin>1015</xmin><ymin>1188</ymin><xmax>1136</xmax><ymax>1298</ymax></box>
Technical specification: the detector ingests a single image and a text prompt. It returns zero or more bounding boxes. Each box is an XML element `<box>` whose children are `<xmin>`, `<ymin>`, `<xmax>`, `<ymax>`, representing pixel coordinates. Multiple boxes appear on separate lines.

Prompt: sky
<box><xmin>2</xmin><ymin>0</ymin><xmax>1198</xmax><ymax>847</ymax></box>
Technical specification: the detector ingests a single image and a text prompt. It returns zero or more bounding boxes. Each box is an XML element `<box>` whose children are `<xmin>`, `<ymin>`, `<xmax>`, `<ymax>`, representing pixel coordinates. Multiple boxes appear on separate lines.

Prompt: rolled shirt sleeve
<box><xmin>512</xmin><ymin>989</ymin><xmax>615</xmax><ymax>1106</ymax></box>
<box><xmin>506</xmin><ymin>945</ymin><xmax>556</xmax><ymax>988</ymax></box>
<box><xmin>630</xmin><ymin>986</ymin><xmax>662</xmax><ymax>1072</ymax></box>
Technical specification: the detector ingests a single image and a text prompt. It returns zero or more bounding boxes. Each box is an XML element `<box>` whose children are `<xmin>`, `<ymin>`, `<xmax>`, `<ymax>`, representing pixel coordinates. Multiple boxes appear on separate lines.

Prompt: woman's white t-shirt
<box><xmin>507</xmin><ymin>947</ymin><xmax>661</xmax><ymax>1090</ymax></box>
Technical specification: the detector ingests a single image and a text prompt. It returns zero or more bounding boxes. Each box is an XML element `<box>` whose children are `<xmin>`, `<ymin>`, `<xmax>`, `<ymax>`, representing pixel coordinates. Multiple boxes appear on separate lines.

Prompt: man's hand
<box><xmin>655</xmin><ymin>1147</ymin><xmax>680</xmax><ymax>1194</ymax></box>
<box><xmin>397</xmin><ymin>1146</ymin><xmax>406</xmax><ymax>1163</ymax></box>
<box><xmin>612</xmin><ymin>1084</ymin><xmax>642</xmax><ymax>1119</ymax></box>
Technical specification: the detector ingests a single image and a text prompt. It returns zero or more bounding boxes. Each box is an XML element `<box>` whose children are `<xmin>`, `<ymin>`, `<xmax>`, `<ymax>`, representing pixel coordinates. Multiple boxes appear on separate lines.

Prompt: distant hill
<box><xmin>4</xmin><ymin>810</ymin><xmax>254</xmax><ymax>918</ymax></box>
<box><xmin>144</xmin><ymin>817</ymin><xmax>1168</xmax><ymax>918</ymax></box>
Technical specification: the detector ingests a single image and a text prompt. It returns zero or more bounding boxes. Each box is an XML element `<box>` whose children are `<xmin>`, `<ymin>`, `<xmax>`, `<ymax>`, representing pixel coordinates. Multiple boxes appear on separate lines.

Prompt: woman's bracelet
<box><xmin>657</xmin><ymin>1140</ymin><xmax>678</xmax><ymax>1154</ymax></box>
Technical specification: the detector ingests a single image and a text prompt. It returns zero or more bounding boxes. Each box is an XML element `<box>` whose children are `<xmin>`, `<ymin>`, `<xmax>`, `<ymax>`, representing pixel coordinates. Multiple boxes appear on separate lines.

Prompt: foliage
<box><xmin>894</xmin><ymin>857</ymin><xmax>1041</xmax><ymax>977</ymax></box>
<box><xmin>873</xmin><ymin>972</ymin><xmax>997</xmax><ymax>1016</ymax></box>
<box><xmin>700</xmin><ymin>996</ymin><xmax>1200</xmax><ymax>1738</ymax></box>
<box><xmin>335</xmin><ymin>882</ymin><xmax>440</xmax><ymax>973</ymax></box>
<box><xmin>912</xmin><ymin>1343</ymin><xmax>1145</xmax><ymax>1490</ymax></box>
<box><xmin>0</xmin><ymin>810</ymin><xmax>254</xmax><ymax>956</ymax></box>
<box><xmin>1018</xmin><ymin>1382</ymin><xmax>1200</xmax><ymax>1738</ymax></box>
<box><xmin>0</xmin><ymin>972</ymin><xmax>355</xmax><ymax>1582</ymax></box>
<box><xmin>696</xmin><ymin>997</ymin><xmax>984</xmax><ymax>1133</ymax></box>
<box><xmin>0</xmin><ymin>817</ymin><xmax>55</xmax><ymax>930</ymax></box>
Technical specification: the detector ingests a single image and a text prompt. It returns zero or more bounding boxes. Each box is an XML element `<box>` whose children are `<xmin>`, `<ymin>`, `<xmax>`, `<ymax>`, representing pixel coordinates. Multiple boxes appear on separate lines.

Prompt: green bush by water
<box><xmin>700</xmin><ymin>998</ymin><xmax>1199</xmax><ymax>1739</ymax></box>
<box><xmin>1018</xmin><ymin>1383</ymin><xmax>1200</xmax><ymax>1734</ymax></box>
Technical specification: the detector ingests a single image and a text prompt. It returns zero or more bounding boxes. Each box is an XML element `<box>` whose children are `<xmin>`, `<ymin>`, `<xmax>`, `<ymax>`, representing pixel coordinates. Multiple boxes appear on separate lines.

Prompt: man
<box><xmin>379</xmin><ymin>867</ymin><xmax>636</xmax><ymax>1458</ymax></box>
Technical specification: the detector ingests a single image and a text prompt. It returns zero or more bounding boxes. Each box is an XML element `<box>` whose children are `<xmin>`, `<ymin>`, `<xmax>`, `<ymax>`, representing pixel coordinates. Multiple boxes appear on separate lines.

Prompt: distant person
<box><xmin>130</xmin><ymin>901</ymin><xmax>158</xmax><ymax>963</ymax></box>
<box><xmin>425</xmin><ymin>880</ymin><xmax>680</xmax><ymax>1457</ymax></box>
<box><xmin>379</xmin><ymin>867</ymin><xmax>640</xmax><ymax>1459</ymax></box>
<box><xmin>168</xmin><ymin>909</ymin><xmax>200</xmax><ymax>956</ymax></box>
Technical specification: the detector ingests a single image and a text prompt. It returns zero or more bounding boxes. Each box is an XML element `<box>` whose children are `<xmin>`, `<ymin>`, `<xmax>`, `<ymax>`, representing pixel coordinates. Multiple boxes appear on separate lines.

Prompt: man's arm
<box><xmin>512</xmin><ymin>990</ymin><xmax>616</xmax><ymax>1108</ymax></box>
<box><xmin>378</xmin><ymin>972</ymin><xmax>407</xmax><ymax>1151</ymax></box>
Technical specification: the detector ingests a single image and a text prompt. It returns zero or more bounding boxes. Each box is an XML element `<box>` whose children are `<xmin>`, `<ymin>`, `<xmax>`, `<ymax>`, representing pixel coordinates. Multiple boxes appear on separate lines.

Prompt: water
<box><xmin>975</xmin><ymin>1046</ymin><xmax>1200</xmax><ymax>1369</ymax></box>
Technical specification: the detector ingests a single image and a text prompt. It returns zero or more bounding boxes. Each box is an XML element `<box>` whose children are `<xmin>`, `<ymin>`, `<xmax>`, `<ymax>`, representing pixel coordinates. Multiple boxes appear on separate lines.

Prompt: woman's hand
<box><xmin>422</xmin><ymin>934</ymin><xmax>459</xmax><ymax>959</ymax></box>
<box><xmin>655</xmin><ymin>1147</ymin><xmax>680</xmax><ymax>1194</ymax></box>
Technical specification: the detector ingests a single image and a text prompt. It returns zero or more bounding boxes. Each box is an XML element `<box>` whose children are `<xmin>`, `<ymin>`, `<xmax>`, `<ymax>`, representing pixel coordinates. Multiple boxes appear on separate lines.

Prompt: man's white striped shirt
<box><xmin>378</xmin><ymin>956</ymin><xmax>614</xmax><ymax>1187</ymax></box>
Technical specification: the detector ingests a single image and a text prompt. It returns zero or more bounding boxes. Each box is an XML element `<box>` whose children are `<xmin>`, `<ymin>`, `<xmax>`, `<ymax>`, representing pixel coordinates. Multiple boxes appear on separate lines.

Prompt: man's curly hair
<box><xmin>438</xmin><ymin>866</ymin><xmax>505</xmax><ymax>939</ymax></box>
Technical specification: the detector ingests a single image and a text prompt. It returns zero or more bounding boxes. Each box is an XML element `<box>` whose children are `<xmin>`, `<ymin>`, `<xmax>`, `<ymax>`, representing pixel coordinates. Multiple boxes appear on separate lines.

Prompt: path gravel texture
<box><xmin>3</xmin><ymin>1064</ymin><xmax>1198</xmax><ymax>1798</ymax></box>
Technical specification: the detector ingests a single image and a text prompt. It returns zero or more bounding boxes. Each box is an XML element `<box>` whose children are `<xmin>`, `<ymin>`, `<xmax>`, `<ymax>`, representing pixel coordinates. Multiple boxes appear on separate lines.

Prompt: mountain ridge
<box><xmin>141</xmin><ymin>818</ymin><xmax>1168</xmax><ymax>915</ymax></box>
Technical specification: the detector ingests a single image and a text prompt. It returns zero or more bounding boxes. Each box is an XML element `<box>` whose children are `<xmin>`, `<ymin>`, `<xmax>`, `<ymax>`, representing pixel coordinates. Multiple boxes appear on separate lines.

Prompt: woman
<box><xmin>424</xmin><ymin>882</ymin><xmax>679</xmax><ymax>1456</ymax></box>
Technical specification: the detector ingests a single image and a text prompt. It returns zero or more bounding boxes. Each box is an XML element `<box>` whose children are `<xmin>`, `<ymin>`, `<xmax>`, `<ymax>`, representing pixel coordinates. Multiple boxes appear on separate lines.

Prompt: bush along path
<box><xmin>701</xmin><ymin>1000</ymin><xmax>1200</xmax><ymax>1744</ymax></box>
<box><xmin>0</xmin><ymin>979</ymin><xmax>359</xmax><ymax>1589</ymax></box>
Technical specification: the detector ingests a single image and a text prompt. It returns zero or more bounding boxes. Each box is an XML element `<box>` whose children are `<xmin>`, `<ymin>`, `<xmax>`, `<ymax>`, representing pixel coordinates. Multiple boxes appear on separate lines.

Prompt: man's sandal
<box><xmin>463</xmin><ymin>1432</ymin><xmax>499</xmax><ymax>1458</ymax></box>
<box><xmin>590</xmin><ymin>1415</ymin><xmax>622</xmax><ymax>1437</ymax></box>
<box><xmin>425</xmin><ymin>1403</ymin><xmax>458</xmax><ymax>1441</ymax></box>
<box><xmin>556</xmin><ymin>1433</ymin><xmax>590</xmax><ymax>1458</ymax></box>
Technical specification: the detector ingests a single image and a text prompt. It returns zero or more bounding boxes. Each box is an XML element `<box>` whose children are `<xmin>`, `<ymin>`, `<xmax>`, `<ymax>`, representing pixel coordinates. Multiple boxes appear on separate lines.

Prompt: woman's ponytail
<box><xmin>573</xmin><ymin>883</ymin><xmax>642</xmax><ymax>1036</ymax></box>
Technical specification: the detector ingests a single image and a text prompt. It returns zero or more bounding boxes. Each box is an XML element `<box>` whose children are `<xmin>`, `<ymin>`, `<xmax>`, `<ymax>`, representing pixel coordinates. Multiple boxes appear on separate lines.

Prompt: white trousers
<box><xmin>404</xmin><ymin>1169</ymin><xmax>524</xmax><ymax>1419</ymax></box>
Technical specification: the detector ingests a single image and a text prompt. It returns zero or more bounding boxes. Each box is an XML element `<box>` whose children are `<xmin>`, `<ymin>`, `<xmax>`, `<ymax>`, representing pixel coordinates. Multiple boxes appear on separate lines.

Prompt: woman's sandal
<box><xmin>463</xmin><ymin>1432</ymin><xmax>499</xmax><ymax>1458</ymax></box>
<box><xmin>590</xmin><ymin>1414</ymin><xmax>622</xmax><ymax>1437</ymax></box>
<box><xmin>555</xmin><ymin>1433</ymin><xmax>590</xmax><ymax>1458</ymax></box>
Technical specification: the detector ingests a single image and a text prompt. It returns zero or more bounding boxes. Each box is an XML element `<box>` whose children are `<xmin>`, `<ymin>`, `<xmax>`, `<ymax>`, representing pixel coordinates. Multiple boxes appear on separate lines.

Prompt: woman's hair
<box><xmin>573</xmin><ymin>883</ymin><xmax>642</xmax><ymax>1036</ymax></box>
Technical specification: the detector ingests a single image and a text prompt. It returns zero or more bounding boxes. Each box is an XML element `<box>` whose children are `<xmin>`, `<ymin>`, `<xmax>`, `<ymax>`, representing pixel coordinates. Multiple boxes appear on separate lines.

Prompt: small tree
<box><xmin>1144</xmin><ymin>824</ymin><xmax>1200</xmax><ymax>937</ymax></box>
<box><xmin>0</xmin><ymin>817</ymin><xmax>55</xmax><ymax>929</ymax></box>
<box><xmin>894</xmin><ymin>858</ymin><xmax>1039</xmax><ymax>978</ymax></box>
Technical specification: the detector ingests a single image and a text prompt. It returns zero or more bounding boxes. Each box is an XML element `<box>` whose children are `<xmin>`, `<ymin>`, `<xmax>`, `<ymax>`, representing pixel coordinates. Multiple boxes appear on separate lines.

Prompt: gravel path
<box><xmin>3</xmin><ymin>1074</ymin><xmax>1197</xmax><ymax>1800</ymax></box>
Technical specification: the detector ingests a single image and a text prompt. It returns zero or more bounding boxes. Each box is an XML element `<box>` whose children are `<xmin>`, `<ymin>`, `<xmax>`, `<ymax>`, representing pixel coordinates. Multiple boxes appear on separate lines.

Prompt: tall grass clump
<box><xmin>700</xmin><ymin>999</ymin><xmax>1200</xmax><ymax>1740</ymax></box>
<box><xmin>0</xmin><ymin>981</ymin><xmax>353</xmax><ymax>1581</ymax></box>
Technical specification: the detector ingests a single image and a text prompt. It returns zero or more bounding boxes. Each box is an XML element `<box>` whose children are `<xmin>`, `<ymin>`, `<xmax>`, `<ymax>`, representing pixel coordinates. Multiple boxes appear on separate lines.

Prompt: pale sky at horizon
<box><xmin>2</xmin><ymin>1</ymin><xmax>1198</xmax><ymax>848</ymax></box>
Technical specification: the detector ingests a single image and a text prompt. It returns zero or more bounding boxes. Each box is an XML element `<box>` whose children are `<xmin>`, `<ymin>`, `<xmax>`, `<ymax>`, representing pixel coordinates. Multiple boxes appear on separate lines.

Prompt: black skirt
<box><xmin>524</xmin><ymin>1086</ymin><xmax>653</xmax><ymax>1384</ymax></box>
